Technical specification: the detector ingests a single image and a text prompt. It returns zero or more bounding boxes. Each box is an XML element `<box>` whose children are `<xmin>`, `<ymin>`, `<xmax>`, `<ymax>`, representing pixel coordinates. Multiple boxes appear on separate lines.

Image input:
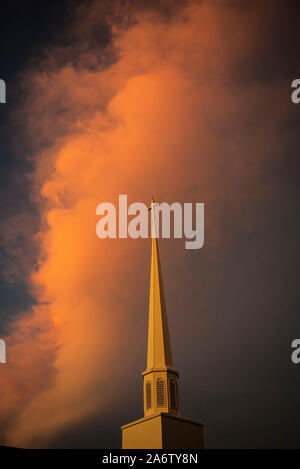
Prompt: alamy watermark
<box><xmin>1</xmin><ymin>79</ymin><xmax>7</xmax><ymax>363</ymax></box>
<box><xmin>96</xmin><ymin>196</ymin><xmax>204</xmax><ymax>249</ymax></box>
<box><xmin>291</xmin><ymin>339</ymin><xmax>300</xmax><ymax>364</ymax></box>
<box><xmin>0</xmin><ymin>339</ymin><xmax>6</xmax><ymax>364</ymax></box>
<box><xmin>291</xmin><ymin>79</ymin><xmax>300</xmax><ymax>104</ymax></box>
<box><xmin>0</xmin><ymin>79</ymin><xmax>6</xmax><ymax>103</ymax></box>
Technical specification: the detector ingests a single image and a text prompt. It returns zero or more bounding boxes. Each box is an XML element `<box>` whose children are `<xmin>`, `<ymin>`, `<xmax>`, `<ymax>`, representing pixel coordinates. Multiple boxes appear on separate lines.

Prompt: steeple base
<box><xmin>121</xmin><ymin>413</ymin><xmax>204</xmax><ymax>449</ymax></box>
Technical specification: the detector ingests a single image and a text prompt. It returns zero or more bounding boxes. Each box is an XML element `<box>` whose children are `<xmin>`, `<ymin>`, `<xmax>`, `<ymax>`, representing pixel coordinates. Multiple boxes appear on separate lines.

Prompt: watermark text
<box><xmin>291</xmin><ymin>339</ymin><xmax>300</xmax><ymax>364</ymax></box>
<box><xmin>291</xmin><ymin>79</ymin><xmax>300</xmax><ymax>104</ymax></box>
<box><xmin>0</xmin><ymin>79</ymin><xmax>6</xmax><ymax>103</ymax></box>
<box><xmin>0</xmin><ymin>339</ymin><xmax>6</xmax><ymax>363</ymax></box>
<box><xmin>96</xmin><ymin>196</ymin><xmax>204</xmax><ymax>250</ymax></box>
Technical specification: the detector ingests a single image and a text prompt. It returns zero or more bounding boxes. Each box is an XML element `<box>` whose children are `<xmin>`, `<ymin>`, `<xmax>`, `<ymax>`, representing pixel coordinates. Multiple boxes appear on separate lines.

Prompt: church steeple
<box><xmin>142</xmin><ymin>199</ymin><xmax>180</xmax><ymax>418</ymax></box>
<box><xmin>145</xmin><ymin>199</ymin><xmax>173</xmax><ymax>371</ymax></box>
<box><xmin>121</xmin><ymin>199</ymin><xmax>204</xmax><ymax>448</ymax></box>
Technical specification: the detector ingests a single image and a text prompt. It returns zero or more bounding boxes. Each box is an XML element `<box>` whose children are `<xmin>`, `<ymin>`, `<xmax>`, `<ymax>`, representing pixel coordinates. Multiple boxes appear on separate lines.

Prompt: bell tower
<box><xmin>121</xmin><ymin>200</ymin><xmax>204</xmax><ymax>449</ymax></box>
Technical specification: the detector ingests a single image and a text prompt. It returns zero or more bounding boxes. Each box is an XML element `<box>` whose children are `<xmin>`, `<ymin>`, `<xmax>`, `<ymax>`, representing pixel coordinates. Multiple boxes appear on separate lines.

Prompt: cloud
<box><xmin>0</xmin><ymin>0</ymin><xmax>295</xmax><ymax>447</ymax></box>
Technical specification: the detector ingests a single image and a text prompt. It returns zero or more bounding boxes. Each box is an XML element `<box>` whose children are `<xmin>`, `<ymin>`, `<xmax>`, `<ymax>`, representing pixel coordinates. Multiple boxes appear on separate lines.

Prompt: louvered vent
<box><xmin>169</xmin><ymin>379</ymin><xmax>177</xmax><ymax>409</ymax></box>
<box><xmin>145</xmin><ymin>381</ymin><xmax>152</xmax><ymax>409</ymax></box>
<box><xmin>156</xmin><ymin>379</ymin><xmax>166</xmax><ymax>407</ymax></box>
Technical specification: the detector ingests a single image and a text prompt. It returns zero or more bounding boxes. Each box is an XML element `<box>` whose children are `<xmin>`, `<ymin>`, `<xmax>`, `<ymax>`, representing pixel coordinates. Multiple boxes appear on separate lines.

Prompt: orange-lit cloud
<box><xmin>0</xmin><ymin>0</ymin><xmax>290</xmax><ymax>447</ymax></box>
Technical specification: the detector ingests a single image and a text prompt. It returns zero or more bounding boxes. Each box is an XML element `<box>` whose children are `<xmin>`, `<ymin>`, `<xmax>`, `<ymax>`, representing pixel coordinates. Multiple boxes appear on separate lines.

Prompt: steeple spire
<box><xmin>121</xmin><ymin>199</ymin><xmax>204</xmax><ymax>448</ymax></box>
<box><xmin>142</xmin><ymin>199</ymin><xmax>180</xmax><ymax>418</ymax></box>
<box><xmin>145</xmin><ymin>199</ymin><xmax>173</xmax><ymax>371</ymax></box>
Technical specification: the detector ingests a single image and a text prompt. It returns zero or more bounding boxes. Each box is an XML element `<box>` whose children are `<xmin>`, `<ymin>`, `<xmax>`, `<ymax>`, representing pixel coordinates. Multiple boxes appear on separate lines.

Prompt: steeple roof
<box><xmin>144</xmin><ymin>200</ymin><xmax>174</xmax><ymax>372</ymax></box>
